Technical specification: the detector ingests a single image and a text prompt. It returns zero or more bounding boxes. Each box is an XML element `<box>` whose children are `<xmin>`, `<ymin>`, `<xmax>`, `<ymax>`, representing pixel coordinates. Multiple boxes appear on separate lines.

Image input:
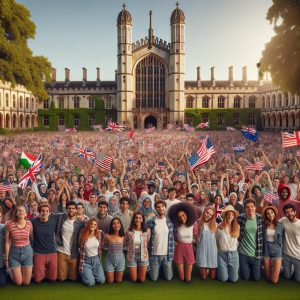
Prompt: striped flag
<box><xmin>188</xmin><ymin>136</ymin><xmax>216</xmax><ymax>170</ymax></box>
<box><xmin>263</xmin><ymin>191</ymin><xmax>277</xmax><ymax>204</ymax></box>
<box><xmin>78</xmin><ymin>147</ymin><xmax>95</xmax><ymax>163</ymax></box>
<box><xmin>0</xmin><ymin>182</ymin><xmax>12</xmax><ymax>193</ymax></box>
<box><xmin>245</xmin><ymin>161</ymin><xmax>264</xmax><ymax>171</ymax></box>
<box><xmin>197</xmin><ymin>121</ymin><xmax>209</xmax><ymax>129</ymax></box>
<box><xmin>241</xmin><ymin>126</ymin><xmax>259</xmax><ymax>142</ymax></box>
<box><xmin>96</xmin><ymin>155</ymin><xmax>113</xmax><ymax>171</ymax></box>
<box><xmin>282</xmin><ymin>131</ymin><xmax>300</xmax><ymax>149</ymax></box>
<box><xmin>232</xmin><ymin>145</ymin><xmax>246</xmax><ymax>153</ymax></box>
<box><xmin>19</xmin><ymin>152</ymin><xmax>37</xmax><ymax>169</ymax></box>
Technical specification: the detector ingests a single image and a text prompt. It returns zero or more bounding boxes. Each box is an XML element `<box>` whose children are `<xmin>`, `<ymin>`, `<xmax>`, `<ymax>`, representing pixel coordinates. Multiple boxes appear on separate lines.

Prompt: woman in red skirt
<box><xmin>168</xmin><ymin>202</ymin><xmax>198</xmax><ymax>281</ymax></box>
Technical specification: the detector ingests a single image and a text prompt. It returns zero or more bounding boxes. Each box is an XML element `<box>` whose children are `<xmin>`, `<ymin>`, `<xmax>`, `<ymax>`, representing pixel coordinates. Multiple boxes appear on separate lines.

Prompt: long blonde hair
<box><xmin>220</xmin><ymin>211</ymin><xmax>240</xmax><ymax>238</ymax></box>
<box><xmin>198</xmin><ymin>205</ymin><xmax>217</xmax><ymax>233</ymax></box>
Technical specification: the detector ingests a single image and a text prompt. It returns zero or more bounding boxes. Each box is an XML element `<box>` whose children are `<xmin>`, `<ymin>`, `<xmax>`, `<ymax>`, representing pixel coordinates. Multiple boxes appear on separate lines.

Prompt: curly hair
<box><xmin>168</xmin><ymin>202</ymin><xmax>198</xmax><ymax>227</ymax></box>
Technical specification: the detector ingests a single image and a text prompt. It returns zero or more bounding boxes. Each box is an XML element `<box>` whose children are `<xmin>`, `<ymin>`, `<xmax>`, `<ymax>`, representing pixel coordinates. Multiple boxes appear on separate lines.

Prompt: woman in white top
<box><xmin>79</xmin><ymin>218</ymin><xmax>105</xmax><ymax>286</ymax></box>
<box><xmin>216</xmin><ymin>205</ymin><xmax>240</xmax><ymax>282</ymax></box>
<box><xmin>168</xmin><ymin>202</ymin><xmax>198</xmax><ymax>282</ymax></box>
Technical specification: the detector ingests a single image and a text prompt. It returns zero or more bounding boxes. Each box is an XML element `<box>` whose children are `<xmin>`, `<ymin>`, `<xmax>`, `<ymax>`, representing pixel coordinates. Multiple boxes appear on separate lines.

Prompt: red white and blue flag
<box><xmin>18</xmin><ymin>154</ymin><xmax>44</xmax><ymax>190</ymax></box>
<box><xmin>183</xmin><ymin>124</ymin><xmax>195</xmax><ymax>132</ymax></box>
<box><xmin>78</xmin><ymin>147</ymin><xmax>95</xmax><ymax>163</ymax></box>
<box><xmin>106</xmin><ymin>120</ymin><xmax>125</xmax><ymax>132</ymax></box>
<box><xmin>282</xmin><ymin>131</ymin><xmax>300</xmax><ymax>149</ymax></box>
<box><xmin>188</xmin><ymin>135</ymin><xmax>216</xmax><ymax>170</ymax></box>
<box><xmin>241</xmin><ymin>126</ymin><xmax>259</xmax><ymax>142</ymax></box>
<box><xmin>232</xmin><ymin>145</ymin><xmax>246</xmax><ymax>153</ymax></box>
<box><xmin>96</xmin><ymin>155</ymin><xmax>113</xmax><ymax>171</ymax></box>
<box><xmin>197</xmin><ymin>122</ymin><xmax>209</xmax><ymax>129</ymax></box>
<box><xmin>245</xmin><ymin>161</ymin><xmax>264</xmax><ymax>171</ymax></box>
<box><xmin>0</xmin><ymin>182</ymin><xmax>12</xmax><ymax>193</ymax></box>
<box><xmin>263</xmin><ymin>191</ymin><xmax>277</xmax><ymax>204</ymax></box>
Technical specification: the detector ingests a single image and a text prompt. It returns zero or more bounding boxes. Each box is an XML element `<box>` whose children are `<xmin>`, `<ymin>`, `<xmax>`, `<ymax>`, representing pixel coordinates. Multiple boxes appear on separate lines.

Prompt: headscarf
<box><xmin>139</xmin><ymin>195</ymin><xmax>155</xmax><ymax>216</ymax></box>
<box><xmin>108</xmin><ymin>195</ymin><xmax>119</xmax><ymax>216</ymax></box>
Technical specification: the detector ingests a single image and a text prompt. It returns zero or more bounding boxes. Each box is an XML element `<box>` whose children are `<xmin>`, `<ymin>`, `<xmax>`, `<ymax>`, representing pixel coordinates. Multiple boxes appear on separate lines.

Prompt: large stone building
<box><xmin>1</xmin><ymin>4</ymin><xmax>299</xmax><ymax>131</ymax></box>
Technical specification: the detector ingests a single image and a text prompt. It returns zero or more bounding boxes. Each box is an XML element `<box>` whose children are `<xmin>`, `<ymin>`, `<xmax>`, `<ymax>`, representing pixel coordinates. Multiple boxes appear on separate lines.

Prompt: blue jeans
<box><xmin>239</xmin><ymin>252</ymin><xmax>261</xmax><ymax>281</ymax></box>
<box><xmin>105</xmin><ymin>252</ymin><xmax>125</xmax><ymax>273</ymax></box>
<box><xmin>217</xmin><ymin>251</ymin><xmax>239</xmax><ymax>282</ymax></box>
<box><xmin>80</xmin><ymin>256</ymin><xmax>105</xmax><ymax>286</ymax></box>
<box><xmin>283</xmin><ymin>253</ymin><xmax>300</xmax><ymax>282</ymax></box>
<box><xmin>9</xmin><ymin>245</ymin><xmax>33</xmax><ymax>268</ymax></box>
<box><xmin>149</xmin><ymin>255</ymin><xmax>173</xmax><ymax>281</ymax></box>
<box><xmin>0</xmin><ymin>266</ymin><xmax>6</xmax><ymax>286</ymax></box>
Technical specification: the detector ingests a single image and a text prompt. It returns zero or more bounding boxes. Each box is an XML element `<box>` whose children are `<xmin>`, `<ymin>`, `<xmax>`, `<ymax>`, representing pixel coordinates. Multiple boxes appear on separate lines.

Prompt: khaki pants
<box><xmin>57</xmin><ymin>252</ymin><xmax>78</xmax><ymax>281</ymax></box>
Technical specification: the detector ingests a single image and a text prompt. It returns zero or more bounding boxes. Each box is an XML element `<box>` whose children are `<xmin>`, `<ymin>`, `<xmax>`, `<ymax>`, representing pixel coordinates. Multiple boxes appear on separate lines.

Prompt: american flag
<box><xmin>78</xmin><ymin>147</ymin><xmax>95</xmax><ymax>163</ymax></box>
<box><xmin>65</xmin><ymin>128</ymin><xmax>77</xmax><ymax>133</ymax></box>
<box><xmin>0</xmin><ymin>182</ymin><xmax>12</xmax><ymax>193</ymax></box>
<box><xmin>282</xmin><ymin>131</ymin><xmax>300</xmax><ymax>149</ymax></box>
<box><xmin>183</xmin><ymin>124</ymin><xmax>195</xmax><ymax>132</ymax></box>
<box><xmin>197</xmin><ymin>121</ymin><xmax>209</xmax><ymax>129</ymax></box>
<box><xmin>245</xmin><ymin>161</ymin><xmax>264</xmax><ymax>171</ymax></box>
<box><xmin>188</xmin><ymin>135</ymin><xmax>216</xmax><ymax>170</ymax></box>
<box><xmin>106</xmin><ymin>120</ymin><xmax>125</xmax><ymax>132</ymax></box>
<box><xmin>232</xmin><ymin>145</ymin><xmax>246</xmax><ymax>153</ymax></box>
<box><xmin>263</xmin><ymin>191</ymin><xmax>277</xmax><ymax>204</ymax></box>
<box><xmin>18</xmin><ymin>154</ymin><xmax>43</xmax><ymax>190</ymax></box>
<box><xmin>145</xmin><ymin>126</ymin><xmax>156</xmax><ymax>133</ymax></box>
<box><xmin>96</xmin><ymin>155</ymin><xmax>113</xmax><ymax>171</ymax></box>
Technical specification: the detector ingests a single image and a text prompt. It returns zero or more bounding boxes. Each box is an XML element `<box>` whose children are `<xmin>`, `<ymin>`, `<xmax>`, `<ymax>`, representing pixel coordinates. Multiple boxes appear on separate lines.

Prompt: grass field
<box><xmin>0</xmin><ymin>274</ymin><xmax>299</xmax><ymax>300</ymax></box>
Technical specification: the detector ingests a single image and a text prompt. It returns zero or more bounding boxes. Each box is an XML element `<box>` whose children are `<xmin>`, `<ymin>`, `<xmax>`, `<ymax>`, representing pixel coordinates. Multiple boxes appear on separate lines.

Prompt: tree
<box><xmin>0</xmin><ymin>0</ymin><xmax>52</xmax><ymax>99</ymax></box>
<box><xmin>260</xmin><ymin>0</ymin><xmax>300</xmax><ymax>94</ymax></box>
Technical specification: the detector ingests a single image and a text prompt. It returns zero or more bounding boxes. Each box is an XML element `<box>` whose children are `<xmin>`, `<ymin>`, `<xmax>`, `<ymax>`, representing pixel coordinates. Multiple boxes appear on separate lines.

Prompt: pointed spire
<box><xmin>148</xmin><ymin>10</ymin><xmax>154</xmax><ymax>49</ymax></box>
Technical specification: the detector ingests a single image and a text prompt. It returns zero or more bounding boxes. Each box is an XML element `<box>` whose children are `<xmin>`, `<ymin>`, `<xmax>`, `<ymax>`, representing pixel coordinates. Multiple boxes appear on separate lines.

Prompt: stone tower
<box><xmin>117</xmin><ymin>4</ymin><xmax>133</xmax><ymax>127</ymax></box>
<box><xmin>169</xmin><ymin>2</ymin><xmax>185</xmax><ymax>125</ymax></box>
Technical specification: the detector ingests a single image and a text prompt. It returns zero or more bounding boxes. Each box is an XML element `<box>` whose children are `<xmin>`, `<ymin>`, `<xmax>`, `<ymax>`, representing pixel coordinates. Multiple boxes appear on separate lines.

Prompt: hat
<box><xmin>262</xmin><ymin>205</ymin><xmax>278</xmax><ymax>218</ymax></box>
<box><xmin>221</xmin><ymin>205</ymin><xmax>239</xmax><ymax>218</ymax></box>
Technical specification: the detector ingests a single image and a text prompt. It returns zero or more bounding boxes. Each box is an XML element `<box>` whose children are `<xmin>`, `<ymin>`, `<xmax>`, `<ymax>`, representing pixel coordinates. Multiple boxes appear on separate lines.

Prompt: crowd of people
<box><xmin>0</xmin><ymin>129</ymin><xmax>300</xmax><ymax>287</ymax></box>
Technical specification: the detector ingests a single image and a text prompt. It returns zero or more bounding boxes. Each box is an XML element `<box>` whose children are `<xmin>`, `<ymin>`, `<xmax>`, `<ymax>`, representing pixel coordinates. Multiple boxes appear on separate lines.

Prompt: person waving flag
<box><xmin>241</xmin><ymin>126</ymin><xmax>259</xmax><ymax>142</ymax></box>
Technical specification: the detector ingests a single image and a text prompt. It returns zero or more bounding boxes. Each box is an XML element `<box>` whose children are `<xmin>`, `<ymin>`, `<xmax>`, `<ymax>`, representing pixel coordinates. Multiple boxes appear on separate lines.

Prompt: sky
<box><xmin>19</xmin><ymin>0</ymin><xmax>274</xmax><ymax>81</ymax></box>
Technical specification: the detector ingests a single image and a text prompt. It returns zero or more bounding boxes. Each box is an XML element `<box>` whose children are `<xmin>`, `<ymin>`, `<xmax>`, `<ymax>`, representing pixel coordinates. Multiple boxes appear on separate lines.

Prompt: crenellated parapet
<box><xmin>132</xmin><ymin>36</ymin><xmax>170</xmax><ymax>53</ymax></box>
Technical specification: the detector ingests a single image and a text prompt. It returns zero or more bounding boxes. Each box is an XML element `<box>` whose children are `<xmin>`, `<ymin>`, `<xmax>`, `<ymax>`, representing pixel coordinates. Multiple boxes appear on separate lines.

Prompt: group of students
<box><xmin>1</xmin><ymin>186</ymin><xmax>300</xmax><ymax>287</ymax></box>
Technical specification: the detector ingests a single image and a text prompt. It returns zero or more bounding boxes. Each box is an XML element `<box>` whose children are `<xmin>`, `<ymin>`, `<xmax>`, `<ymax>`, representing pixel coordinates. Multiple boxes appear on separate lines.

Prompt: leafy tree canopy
<box><xmin>260</xmin><ymin>0</ymin><xmax>300</xmax><ymax>95</ymax></box>
<box><xmin>0</xmin><ymin>0</ymin><xmax>52</xmax><ymax>99</ymax></box>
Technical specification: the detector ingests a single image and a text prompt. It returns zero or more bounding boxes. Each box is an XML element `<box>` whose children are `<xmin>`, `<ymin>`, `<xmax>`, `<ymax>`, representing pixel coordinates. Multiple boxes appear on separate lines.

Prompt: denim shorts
<box><xmin>127</xmin><ymin>248</ymin><xmax>149</xmax><ymax>268</ymax></box>
<box><xmin>105</xmin><ymin>252</ymin><xmax>125</xmax><ymax>272</ymax></box>
<box><xmin>9</xmin><ymin>245</ymin><xmax>33</xmax><ymax>269</ymax></box>
<box><xmin>264</xmin><ymin>242</ymin><xmax>282</xmax><ymax>259</ymax></box>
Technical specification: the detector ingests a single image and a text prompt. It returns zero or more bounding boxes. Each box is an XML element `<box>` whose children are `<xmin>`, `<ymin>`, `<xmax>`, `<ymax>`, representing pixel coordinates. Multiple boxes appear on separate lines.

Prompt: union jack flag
<box><xmin>245</xmin><ymin>161</ymin><xmax>264</xmax><ymax>171</ymax></box>
<box><xmin>282</xmin><ymin>131</ymin><xmax>300</xmax><ymax>149</ymax></box>
<box><xmin>18</xmin><ymin>154</ymin><xmax>43</xmax><ymax>190</ymax></box>
<box><xmin>0</xmin><ymin>182</ymin><xmax>12</xmax><ymax>193</ymax></box>
<box><xmin>78</xmin><ymin>147</ymin><xmax>95</xmax><ymax>163</ymax></box>
<box><xmin>96</xmin><ymin>155</ymin><xmax>113</xmax><ymax>171</ymax></box>
<box><xmin>197</xmin><ymin>122</ymin><xmax>209</xmax><ymax>129</ymax></box>
<box><xmin>215</xmin><ymin>205</ymin><xmax>223</xmax><ymax>224</ymax></box>
<box><xmin>106</xmin><ymin>120</ymin><xmax>125</xmax><ymax>132</ymax></box>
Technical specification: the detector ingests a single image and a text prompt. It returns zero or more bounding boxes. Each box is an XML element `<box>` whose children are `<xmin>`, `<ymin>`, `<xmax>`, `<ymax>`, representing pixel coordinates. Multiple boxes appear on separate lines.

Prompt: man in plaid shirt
<box><xmin>238</xmin><ymin>198</ymin><xmax>264</xmax><ymax>281</ymax></box>
<box><xmin>147</xmin><ymin>200</ymin><xmax>175</xmax><ymax>281</ymax></box>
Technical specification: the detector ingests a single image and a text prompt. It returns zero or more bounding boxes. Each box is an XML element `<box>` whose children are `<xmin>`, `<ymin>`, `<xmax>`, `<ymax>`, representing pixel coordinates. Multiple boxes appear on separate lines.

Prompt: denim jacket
<box><xmin>263</xmin><ymin>222</ymin><xmax>284</xmax><ymax>256</ymax></box>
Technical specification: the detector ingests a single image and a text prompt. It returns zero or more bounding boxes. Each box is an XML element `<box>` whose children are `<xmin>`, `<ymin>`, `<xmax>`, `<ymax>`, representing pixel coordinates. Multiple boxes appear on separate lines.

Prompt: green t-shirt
<box><xmin>240</xmin><ymin>218</ymin><xmax>257</xmax><ymax>257</ymax></box>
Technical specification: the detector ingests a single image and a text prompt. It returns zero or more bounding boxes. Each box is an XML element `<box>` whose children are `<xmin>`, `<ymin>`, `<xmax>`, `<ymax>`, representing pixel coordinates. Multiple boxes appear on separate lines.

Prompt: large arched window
<box><xmin>234</xmin><ymin>96</ymin><xmax>241</xmax><ymax>108</ymax></box>
<box><xmin>186</xmin><ymin>96</ymin><xmax>194</xmax><ymax>108</ymax></box>
<box><xmin>202</xmin><ymin>96</ymin><xmax>210</xmax><ymax>108</ymax></box>
<box><xmin>135</xmin><ymin>54</ymin><xmax>166</xmax><ymax>109</ymax></box>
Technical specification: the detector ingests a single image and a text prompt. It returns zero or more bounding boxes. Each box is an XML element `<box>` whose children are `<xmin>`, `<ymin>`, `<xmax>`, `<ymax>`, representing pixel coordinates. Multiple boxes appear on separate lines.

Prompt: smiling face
<box><xmin>89</xmin><ymin>220</ymin><xmax>98</xmax><ymax>231</ymax></box>
<box><xmin>134</xmin><ymin>213</ymin><xmax>143</xmax><ymax>227</ymax></box>
<box><xmin>284</xmin><ymin>207</ymin><xmax>296</xmax><ymax>222</ymax></box>
<box><xmin>281</xmin><ymin>188</ymin><xmax>289</xmax><ymax>200</ymax></box>
<box><xmin>265</xmin><ymin>208</ymin><xmax>276</xmax><ymax>222</ymax></box>
<box><xmin>16</xmin><ymin>206</ymin><xmax>27</xmax><ymax>219</ymax></box>
<box><xmin>112</xmin><ymin>219</ymin><xmax>121</xmax><ymax>232</ymax></box>
<box><xmin>203</xmin><ymin>208</ymin><xmax>214</xmax><ymax>222</ymax></box>
<box><xmin>178</xmin><ymin>210</ymin><xmax>187</xmax><ymax>224</ymax></box>
<box><xmin>225</xmin><ymin>211</ymin><xmax>235</xmax><ymax>223</ymax></box>
<box><xmin>155</xmin><ymin>203</ymin><xmax>166</xmax><ymax>216</ymax></box>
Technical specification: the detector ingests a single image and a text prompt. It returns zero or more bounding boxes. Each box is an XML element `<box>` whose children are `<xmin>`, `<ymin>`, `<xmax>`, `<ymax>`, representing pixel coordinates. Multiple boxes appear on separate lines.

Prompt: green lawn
<box><xmin>0</xmin><ymin>276</ymin><xmax>299</xmax><ymax>300</ymax></box>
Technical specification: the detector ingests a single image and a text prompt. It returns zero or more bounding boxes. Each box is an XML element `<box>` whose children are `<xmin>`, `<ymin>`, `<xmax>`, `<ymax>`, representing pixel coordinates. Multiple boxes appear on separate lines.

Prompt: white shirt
<box><xmin>133</xmin><ymin>230</ymin><xmax>142</xmax><ymax>248</ymax></box>
<box><xmin>266</xmin><ymin>228</ymin><xmax>275</xmax><ymax>242</ymax></box>
<box><xmin>165</xmin><ymin>199</ymin><xmax>181</xmax><ymax>211</ymax></box>
<box><xmin>85</xmin><ymin>236</ymin><xmax>100</xmax><ymax>257</ymax></box>
<box><xmin>217</xmin><ymin>228</ymin><xmax>238</xmax><ymax>252</ymax></box>
<box><xmin>177</xmin><ymin>224</ymin><xmax>194</xmax><ymax>243</ymax></box>
<box><xmin>153</xmin><ymin>217</ymin><xmax>169</xmax><ymax>255</ymax></box>
<box><xmin>279</xmin><ymin>217</ymin><xmax>300</xmax><ymax>259</ymax></box>
<box><xmin>57</xmin><ymin>219</ymin><xmax>75</xmax><ymax>255</ymax></box>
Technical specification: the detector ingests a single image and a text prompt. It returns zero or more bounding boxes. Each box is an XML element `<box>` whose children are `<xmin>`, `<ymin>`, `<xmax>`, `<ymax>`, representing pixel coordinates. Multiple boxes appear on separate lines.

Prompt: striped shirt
<box><xmin>6</xmin><ymin>221</ymin><xmax>32</xmax><ymax>247</ymax></box>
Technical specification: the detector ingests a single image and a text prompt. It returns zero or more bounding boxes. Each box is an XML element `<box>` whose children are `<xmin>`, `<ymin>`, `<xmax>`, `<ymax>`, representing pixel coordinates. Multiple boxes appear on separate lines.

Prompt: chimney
<box><xmin>228</xmin><ymin>66</ymin><xmax>234</xmax><ymax>87</ymax></box>
<box><xmin>211</xmin><ymin>67</ymin><xmax>215</xmax><ymax>87</ymax></box>
<box><xmin>65</xmin><ymin>68</ymin><xmax>70</xmax><ymax>82</ymax></box>
<box><xmin>82</xmin><ymin>67</ymin><xmax>87</xmax><ymax>82</ymax></box>
<box><xmin>51</xmin><ymin>68</ymin><xmax>57</xmax><ymax>82</ymax></box>
<box><xmin>242</xmin><ymin>66</ymin><xmax>248</xmax><ymax>85</ymax></box>
<box><xmin>196</xmin><ymin>66</ymin><xmax>201</xmax><ymax>87</ymax></box>
<box><xmin>96</xmin><ymin>67</ymin><xmax>100</xmax><ymax>82</ymax></box>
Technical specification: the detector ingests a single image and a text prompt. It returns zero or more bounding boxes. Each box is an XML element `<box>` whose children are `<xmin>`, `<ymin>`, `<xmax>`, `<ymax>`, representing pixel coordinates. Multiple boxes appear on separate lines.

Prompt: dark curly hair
<box><xmin>168</xmin><ymin>202</ymin><xmax>198</xmax><ymax>227</ymax></box>
<box><xmin>108</xmin><ymin>217</ymin><xmax>125</xmax><ymax>237</ymax></box>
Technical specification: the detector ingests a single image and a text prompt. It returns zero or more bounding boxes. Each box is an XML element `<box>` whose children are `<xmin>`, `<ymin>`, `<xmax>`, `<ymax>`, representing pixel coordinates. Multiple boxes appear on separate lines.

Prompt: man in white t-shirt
<box><xmin>146</xmin><ymin>200</ymin><xmax>175</xmax><ymax>281</ymax></box>
<box><xmin>165</xmin><ymin>186</ymin><xmax>180</xmax><ymax>211</ymax></box>
<box><xmin>279</xmin><ymin>203</ymin><xmax>300</xmax><ymax>282</ymax></box>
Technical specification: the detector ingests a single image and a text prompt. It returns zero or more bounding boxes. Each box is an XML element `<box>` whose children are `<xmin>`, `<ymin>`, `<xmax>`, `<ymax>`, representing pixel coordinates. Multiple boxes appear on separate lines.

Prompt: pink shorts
<box><xmin>174</xmin><ymin>242</ymin><xmax>195</xmax><ymax>265</ymax></box>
